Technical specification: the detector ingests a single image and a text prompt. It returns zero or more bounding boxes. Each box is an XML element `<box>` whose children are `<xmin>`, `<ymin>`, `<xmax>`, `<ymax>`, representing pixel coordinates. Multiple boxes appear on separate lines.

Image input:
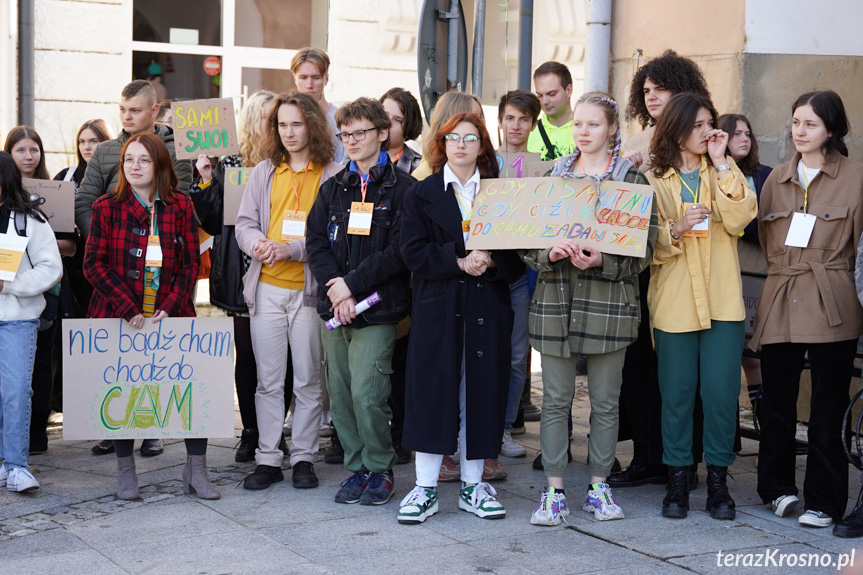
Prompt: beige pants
<box><xmin>250</xmin><ymin>282</ymin><xmax>323</xmax><ymax>467</ymax></box>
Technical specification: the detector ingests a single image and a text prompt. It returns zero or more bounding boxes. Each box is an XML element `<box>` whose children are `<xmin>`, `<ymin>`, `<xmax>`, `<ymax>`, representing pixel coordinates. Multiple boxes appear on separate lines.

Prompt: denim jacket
<box><xmin>306</xmin><ymin>159</ymin><xmax>414</xmax><ymax>324</ymax></box>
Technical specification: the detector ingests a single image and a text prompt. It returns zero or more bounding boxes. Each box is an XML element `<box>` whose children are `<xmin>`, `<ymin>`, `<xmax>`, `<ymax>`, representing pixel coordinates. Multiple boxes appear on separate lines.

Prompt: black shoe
<box><xmin>532</xmin><ymin>448</ymin><xmax>572</xmax><ymax>471</ymax></box>
<box><xmin>91</xmin><ymin>439</ymin><xmax>115</xmax><ymax>456</ymax></box>
<box><xmin>611</xmin><ymin>458</ymin><xmax>622</xmax><ymax>474</ymax></box>
<box><xmin>29</xmin><ymin>437</ymin><xmax>48</xmax><ymax>455</ymax></box>
<box><xmin>393</xmin><ymin>443</ymin><xmax>412</xmax><ymax>465</ymax></box>
<box><xmin>662</xmin><ymin>466</ymin><xmax>690</xmax><ymax>519</ymax></box>
<box><xmin>292</xmin><ymin>461</ymin><xmax>319</xmax><ymax>489</ymax></box>
<box><xmin>575</xmin><ymin>354</ymin><xmax>588</xmax><ymax>375</ymax></box>
<box><xmin>235</xmin><ymin>429</ymin><xmax>258</xmax><ymax>463</ymax></box>
<box><xmin>324</xmin><ymin>430</ymin><xmax>344</xmax><ymax>464</ymax></box>
<box><xmin>522</xmin><ymin>403</ymin><xmax>541</xmax><ymax>422</ymax></box>
<box><xmin>243</xmin><ymin>464</ymin><xmax>284</xmax><ymax>490</ymax></box>
<box><xmin>705</xmin><ymin>465</ymin><xmax>736</xmax><ymax>520</ymax></box>
<box><xmin>140</xmin><ymin>439</ymin><xmax>164</xmax><ymax>457</ymax></box>
<box><xmin>607</xmin><ymin>461</ymin><xmax>668</xmax><ymax>487</ymax></box>
<box><xmin>834</xmin><ymin>499</ymin><xmax>863</xmax><ymax>538</ymax></box>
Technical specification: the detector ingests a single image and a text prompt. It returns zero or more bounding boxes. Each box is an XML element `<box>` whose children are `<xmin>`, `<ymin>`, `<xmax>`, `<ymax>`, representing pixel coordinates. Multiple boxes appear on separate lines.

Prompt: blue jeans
<box><xmin>0</xmin><ymin>319</ymin><xmax>38</xmax><ymax>470</ymax></box>
<box><xmin>505</xmin><ymin>273</ymin><xmax>531</xmax><ymax>429</ymax></box>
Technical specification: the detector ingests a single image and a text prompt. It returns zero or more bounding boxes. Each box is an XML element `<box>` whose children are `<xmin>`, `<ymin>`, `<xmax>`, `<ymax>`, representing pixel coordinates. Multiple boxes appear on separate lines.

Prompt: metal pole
<box><xmin>18</xmin><ymin>0</ymin><xmax>35</xmax><ymax>126</ymax></box>
<box><xmin>584</xmin><ymin>0</ymin><xmax>612</xmax><ymax>93</ymax></box>
<box><xmin>471</xmin><ymin>0</ymin><xmax>486</xmax><ymax>98</ymax></box>
<box><xmin>446</xmin><ymin>0</ymin><xmax>459</xmax><ymax>90</ymax></box>
<box><xmin>517</xmin><ymin>0</ymin><xmax>533</xmax><ymax>91</ymax></box>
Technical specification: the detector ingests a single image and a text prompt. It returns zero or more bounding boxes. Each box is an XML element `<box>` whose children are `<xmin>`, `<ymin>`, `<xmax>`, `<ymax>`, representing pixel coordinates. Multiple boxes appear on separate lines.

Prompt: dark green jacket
<box><xmin>75</xmin><ymin>124</ymin><xmax>192</xmax><ymax>236</ymax></box>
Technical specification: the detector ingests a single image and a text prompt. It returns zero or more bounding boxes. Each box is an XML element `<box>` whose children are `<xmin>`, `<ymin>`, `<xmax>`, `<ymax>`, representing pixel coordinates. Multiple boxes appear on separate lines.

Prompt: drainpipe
<box><xmin>584</xmin><ymin>0</ymin><xmax>612</xmax><ymax>93</ymax></box>
<box><xmin>471</xmin><ymin>0</ymin><xmax>486</xmax><ymax>98</ymax></box>
<box><xmin>18</xmin><ymin>0</ymin><xmax>34</xmax><ymax>126</ymax></box>
<box><xmin>517</xmin><ymin>0</ymin><xmax>533</xmax><ymax>90</ymax></box>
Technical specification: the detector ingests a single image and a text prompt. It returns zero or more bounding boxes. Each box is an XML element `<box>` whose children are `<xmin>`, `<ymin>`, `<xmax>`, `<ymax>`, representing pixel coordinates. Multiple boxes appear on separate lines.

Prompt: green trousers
<box><xmin>654</xmin><ymin>320</ymin><xmax>744</xmax><ymax>468</ymax></box>
<box><xmin>321</xmin><ymin>323</ymin><xmax>397</xmax><ymax>473</ymax></box>
<box><xmin>540</xmin><ymin>348</ymin><xmax>627</xmax><ymax>478</ymax></box>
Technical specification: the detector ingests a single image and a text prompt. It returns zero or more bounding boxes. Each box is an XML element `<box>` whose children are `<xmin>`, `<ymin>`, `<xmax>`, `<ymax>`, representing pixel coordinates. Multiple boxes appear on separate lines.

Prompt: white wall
<box><xmin>1</xmin><ymin>0</ymin><xmax>19</xmax><ymax>139</ymax></box>
<box><xmin>745</xmin><ymin>0</ymin><xmax>863</xmax><ymax>56</ymax></box>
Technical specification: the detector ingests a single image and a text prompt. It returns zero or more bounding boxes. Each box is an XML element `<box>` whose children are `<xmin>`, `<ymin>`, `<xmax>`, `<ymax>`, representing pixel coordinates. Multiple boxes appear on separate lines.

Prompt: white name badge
<box><xmin>348</xmin><ymin>202</ymin><xmax>373</xmax><ymax>236</ymax></box>
<box><xmin>682</xmin><ymin>202</ymin><xmax>709</xmax><ymax>238</ymax></box>
<box><xmin>145</xmin><ymin>236</ymin><xmax>163</xmax><ymax>268</ymax></box>
<box><xmin>0</xmin><ymin>229</ymin><xmax>29</xmax><ymax>281</ymax></box>
<box><xmin>281</xmin><ymin>211</ymin><xmax>307</xmax><ymax>242</ymax></box>
<box><xmin>784</xmin><ymin>212</ymin><xmax>816</xmax><ymax>248</ymax></box>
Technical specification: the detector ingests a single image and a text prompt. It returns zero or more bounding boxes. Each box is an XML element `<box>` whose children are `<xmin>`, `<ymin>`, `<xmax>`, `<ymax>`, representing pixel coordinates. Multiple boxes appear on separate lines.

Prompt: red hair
<box><xmin>428</xmin><ymin>113</ymin><xmax>499</xmax><ymax>178</ymax></box>
<box><xmin>113</xmin><ymin>133</ymin><xmax>179</xmax><ymax>204</ymax></box>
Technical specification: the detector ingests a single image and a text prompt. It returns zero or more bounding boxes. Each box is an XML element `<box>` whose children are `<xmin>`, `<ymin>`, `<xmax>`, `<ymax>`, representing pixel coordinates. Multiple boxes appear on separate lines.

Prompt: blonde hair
<box><xmin>422</xmin><ymin>91</ymin><xmax>483</xmax><ymax>157</ymax></box>
<box><xmin>239</xmin><ymin>90</ymin><xmax>276</xmax><ymax>167</ymax></box>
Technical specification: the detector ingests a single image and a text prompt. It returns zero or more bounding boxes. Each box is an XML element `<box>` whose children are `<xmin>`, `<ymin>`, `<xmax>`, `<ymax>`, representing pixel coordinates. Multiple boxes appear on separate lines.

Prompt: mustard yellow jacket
<box><xmin>647</xmin><ymin>157</ymin><xmax>757</xmax><ymax>333</ymax></box>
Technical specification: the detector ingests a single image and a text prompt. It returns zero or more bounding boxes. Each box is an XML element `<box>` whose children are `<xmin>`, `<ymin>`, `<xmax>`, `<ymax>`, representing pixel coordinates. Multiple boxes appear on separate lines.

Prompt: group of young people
<box><xmin>2</xmin><ymin>46</ymin><xmax>863</xmax><ymax>539</ymax></box>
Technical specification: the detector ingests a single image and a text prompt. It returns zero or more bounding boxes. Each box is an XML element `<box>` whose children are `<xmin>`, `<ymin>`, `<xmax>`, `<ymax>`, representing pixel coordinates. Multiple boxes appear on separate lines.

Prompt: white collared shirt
<box><xmin>443</xmin><ymin>163</ymin><xmax>480</xmax><ymax>243</ymax></box>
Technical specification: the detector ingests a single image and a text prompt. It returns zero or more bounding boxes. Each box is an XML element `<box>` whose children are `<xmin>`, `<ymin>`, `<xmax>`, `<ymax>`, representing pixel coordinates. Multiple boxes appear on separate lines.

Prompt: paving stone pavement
<box><xmin>3</xmin><ymin>305</ymin><xmax>862</xmax><ymax>573</ymax></box>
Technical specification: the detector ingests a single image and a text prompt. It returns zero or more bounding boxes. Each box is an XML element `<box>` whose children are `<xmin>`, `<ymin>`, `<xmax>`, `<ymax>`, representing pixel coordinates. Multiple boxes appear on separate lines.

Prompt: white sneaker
<box><xmin>6</xmin><ymin>467</ymin><xmax>39</xmax><ymax>492</ymax></box>
<box><xmin>583</xmin><ymin>482</ymin><xmax>625</xmax><ymax>521</ymax></box>
<box><xmin>319</xmin><ymin>410</ymin><xmax>332</xmax><ymax>437</ymax></box>
<box><xmin>771</xmin><ymin>494</ymin><xmax>799</xmax><ymax>518</ymax></box>
<box><xmin>799</xmin><ymin>509</ymin><xmax>833</xmax><ymax>528</ymax></box>
<box><xmin>283</xmin><ymin>412</ymin><xmax>293</xmax><ymax>437</ymax></box>
<box><xmin>501</xmin><ymin>429</ymin><xmax>527</xmax><ymax>458</ymax></box>
<box><xmin>459</xmin><ymin>482</ymin><xmax>506</xmax><ymax>519</ymax></box>
<box><xmin>397</xmin><ymin>486</ymin><xmax>439</xmax><ymax>524</ymax></box>
<box><xmin>530</xmin><ymin>486</ymin><xmax>570</xmax><ymax>526</ymax></box>
<box><xmin>0</xmin><ymin>465</ymin><xmax>8</xmax><ymax>487</ymax></box>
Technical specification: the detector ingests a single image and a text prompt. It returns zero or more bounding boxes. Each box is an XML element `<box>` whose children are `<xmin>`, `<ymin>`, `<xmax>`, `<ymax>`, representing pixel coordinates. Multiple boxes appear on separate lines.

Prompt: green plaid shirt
<box><xmin>521</xmin><ymin>167</ymin><xmax>658</xmax><ymax>357</ymax></box>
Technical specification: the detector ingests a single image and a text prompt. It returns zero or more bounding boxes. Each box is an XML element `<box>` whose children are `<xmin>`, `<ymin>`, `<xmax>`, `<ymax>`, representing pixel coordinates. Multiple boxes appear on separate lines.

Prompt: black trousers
<box><xmin>30</xmin><ymin>321</ymin><xmax>58</xmax><ymax>447</ymax></box>
<box><xmin>388</xmin><ymin>334</ymin><xmax>409</xmax><ymax>443</ymax></box>
<box><xmin>757</xmin><ymin>340</ymin><xmax>856</xmax><ymax>521</ymax></box>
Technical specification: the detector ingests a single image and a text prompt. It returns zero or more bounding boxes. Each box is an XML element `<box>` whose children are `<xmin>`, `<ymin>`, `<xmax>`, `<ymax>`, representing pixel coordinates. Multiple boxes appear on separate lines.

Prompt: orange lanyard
<box><xmin>288</xmin><ymin>161</ymin><xmax>311</xmax><ymax>212</ymax></box>
<box><xmin>577</xmin><ymin>155</ymin><xmax>611</xmax><ymax>178</ymax></box>
<box><xmin>149</xmin><ymin>206</ymin><xmax>156</xmax><ymax>236</ymax></box>
<box><xmin>359</xmin><ymin>174</ymin><xmax>369</xmax><ymax>204</ymax></box>
<box><xmin>392</xmin><ymin>149</ymin><xmax>405</xmax><ymax>163</ymax></box>
<box><xmin>801</xmin><ymin>168</ymin><xmax>811</xmax><ymax>214</ymax></box>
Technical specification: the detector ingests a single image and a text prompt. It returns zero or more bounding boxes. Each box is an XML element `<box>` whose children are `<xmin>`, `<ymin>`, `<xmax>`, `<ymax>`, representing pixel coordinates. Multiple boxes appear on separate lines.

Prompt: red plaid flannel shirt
<box><xmin>84</xmin><ymin>192</ymin><xmax>200</xmax><ymax>320</ymax></box>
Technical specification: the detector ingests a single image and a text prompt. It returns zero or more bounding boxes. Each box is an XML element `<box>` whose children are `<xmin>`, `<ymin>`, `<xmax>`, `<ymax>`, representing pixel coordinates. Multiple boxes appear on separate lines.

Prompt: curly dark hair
<box><xmin>625</xmin><ymin>50</ymin><xmax>710</xmax><ymax>129</ymax></box>
<box><xmin>718</xmin><ymin>114</ymin><xmax>759</xmax><ymax>177</ymax></box>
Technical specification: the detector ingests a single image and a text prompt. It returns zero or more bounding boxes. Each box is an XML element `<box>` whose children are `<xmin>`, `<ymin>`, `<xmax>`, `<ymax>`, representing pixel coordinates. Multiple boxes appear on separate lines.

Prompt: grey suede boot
<box><xmin>182</xmin><ymin>454</ymin><xmax>221</xmax><ymax>500</ymax></box>
<box><xmin>116</xmin><ymin>455</ymin><xmax>140</xmax><ymax>500</ymax></box>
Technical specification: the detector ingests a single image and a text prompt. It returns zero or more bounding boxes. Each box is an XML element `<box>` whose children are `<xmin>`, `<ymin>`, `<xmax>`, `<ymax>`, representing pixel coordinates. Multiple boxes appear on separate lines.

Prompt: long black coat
<box><xmin>400</xmin><ymin>172</ymin><xmax>525</xmax><ymax>459</ymax></box>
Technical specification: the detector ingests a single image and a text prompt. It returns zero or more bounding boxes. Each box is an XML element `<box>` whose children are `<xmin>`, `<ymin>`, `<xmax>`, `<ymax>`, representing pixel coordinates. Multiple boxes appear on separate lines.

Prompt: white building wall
<box><xmin>744</xmin><ymin>1</ymin><xmax>863</xmax><ymax>56</ymax></box>
<box><xmin>34</xmin><ymin>0</ymin><xmax>131</xmax><ymax>176</ymax></box>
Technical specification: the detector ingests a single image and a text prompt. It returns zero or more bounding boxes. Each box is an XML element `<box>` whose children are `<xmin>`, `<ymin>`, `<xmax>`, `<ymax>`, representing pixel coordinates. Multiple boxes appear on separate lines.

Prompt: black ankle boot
<box><xmin>662</xmin><ymin>466</ymin><xmax>690</xmax><ymax>518</ymax></box>
<box><xmin>235</xmin><ymin>428</ymin><xmax>258</xmax><ymax>463</ymax></box>
<box><xmin>705</xmin><ymin>464</ymin><xmax>736</xmax><ymax>520</ymax></box>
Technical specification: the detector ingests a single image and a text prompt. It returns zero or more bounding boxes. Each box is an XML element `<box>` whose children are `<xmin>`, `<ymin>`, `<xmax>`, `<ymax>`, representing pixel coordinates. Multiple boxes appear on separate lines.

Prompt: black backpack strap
<box><xmin>14</xmin><ymin>211</ymin><xmax>27</xmax><ymax>237</ymax></box>
<box><xmin>536</xmin><ymin>119</ymin><xmax>558</xmax><ymax>160</ymax></box>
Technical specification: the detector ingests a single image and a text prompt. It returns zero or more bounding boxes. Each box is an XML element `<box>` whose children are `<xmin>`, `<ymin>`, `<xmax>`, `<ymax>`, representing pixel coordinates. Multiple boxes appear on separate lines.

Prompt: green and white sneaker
<box><xmin>459</xmin><ymin>482</ymin><xmax>506</xmax><ymax>519</ymax></box>
<box><xmin>397</xmin><ymin>486</ymin><xmax>439</xmax><ymax>524</ymax></box>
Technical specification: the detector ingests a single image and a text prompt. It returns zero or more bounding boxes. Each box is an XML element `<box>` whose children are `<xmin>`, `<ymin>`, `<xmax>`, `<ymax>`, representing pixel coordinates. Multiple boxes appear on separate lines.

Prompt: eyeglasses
<box><xmin>336</xmin><ymin>128</ymin><xmax>378</xmax><ymax>143</ymax></box>
<box><xmin>123</xmin><ymin>157</ymin><xmax>152</xmax><ymax>168</ymax></box>
<box><xmin>444</xmin><ymin>133</ymin><xmax>480</xmax><ymax>147</ymax></box>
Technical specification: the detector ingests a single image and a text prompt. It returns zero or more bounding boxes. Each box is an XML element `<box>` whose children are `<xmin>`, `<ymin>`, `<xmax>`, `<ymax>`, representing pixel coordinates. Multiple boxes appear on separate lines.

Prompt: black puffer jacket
<box><xmin>188</xmin><ymin>155</ymin><xmax>249</xmax><ymax>313</ymax></box>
